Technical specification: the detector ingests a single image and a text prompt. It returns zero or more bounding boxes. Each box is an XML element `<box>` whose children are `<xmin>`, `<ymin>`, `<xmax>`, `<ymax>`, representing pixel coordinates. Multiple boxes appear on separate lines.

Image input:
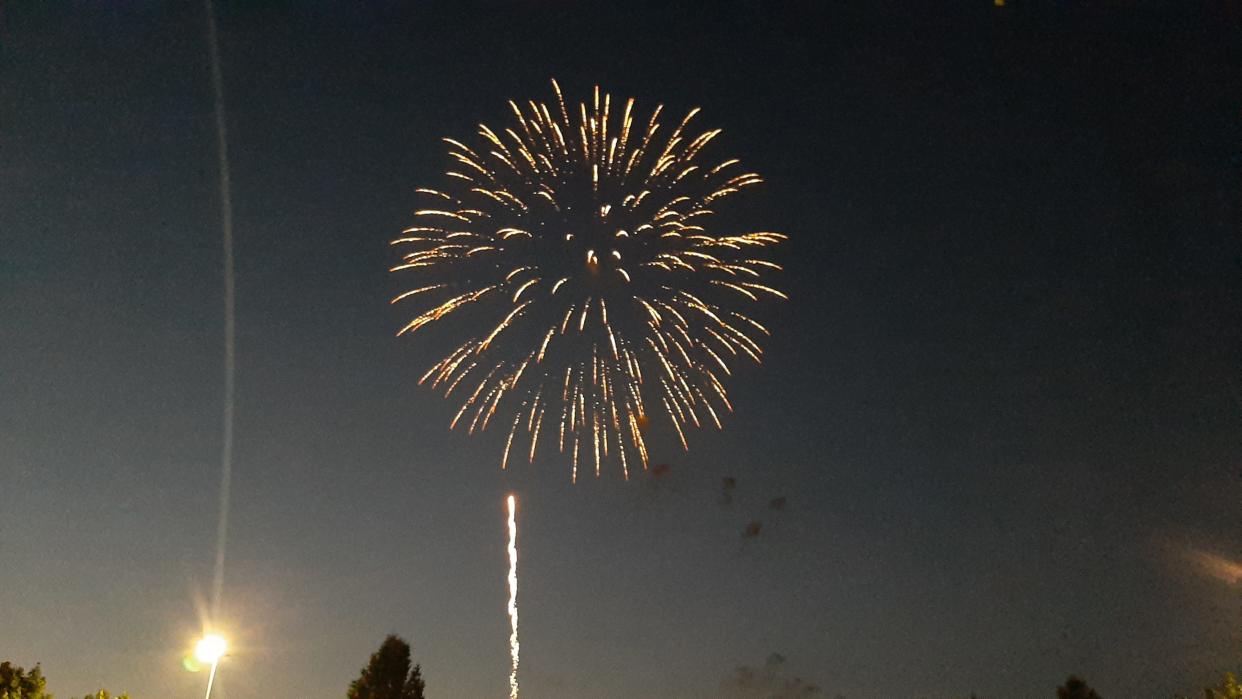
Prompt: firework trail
<box><xmin>391</xmin><ymin>80</ymin><xmax>786</xmax><ymax>480</ymax></box>
<box><xmin>506</xmin><ymin>495</ymin><xmax>520</xmax><ymax>699</ymax></box>
<box><xmin>205</xmin><ymin>0</ymin><xmax>235</xmax><ymax>623</ymax></box>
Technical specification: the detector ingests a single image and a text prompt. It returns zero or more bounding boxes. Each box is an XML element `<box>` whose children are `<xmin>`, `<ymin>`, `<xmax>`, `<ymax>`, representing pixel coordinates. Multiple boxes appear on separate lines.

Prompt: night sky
<box><xmin>2</xmin><ymin>2</ymin><xmax>1241</xmax><ymax>697</ymax></box>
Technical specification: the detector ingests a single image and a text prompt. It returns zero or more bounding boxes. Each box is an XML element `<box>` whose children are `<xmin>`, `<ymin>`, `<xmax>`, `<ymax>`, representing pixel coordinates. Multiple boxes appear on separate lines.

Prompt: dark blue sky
<box><xmin>2</xmin><ymin>2</ymin><xmax>1240</xmax><ymax>697</ymax></box>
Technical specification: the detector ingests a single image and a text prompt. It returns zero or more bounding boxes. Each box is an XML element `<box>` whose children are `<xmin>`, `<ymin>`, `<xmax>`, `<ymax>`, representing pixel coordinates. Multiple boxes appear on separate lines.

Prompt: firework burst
<box><xmin>391</xmin><ymin>80</ymin><xmax>786</xmax><ymax>481</ymax></box>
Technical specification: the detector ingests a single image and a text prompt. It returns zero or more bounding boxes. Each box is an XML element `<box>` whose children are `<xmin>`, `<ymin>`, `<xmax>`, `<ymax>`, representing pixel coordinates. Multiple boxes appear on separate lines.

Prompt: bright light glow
<box><xmin>506</xmin><ymin>495</ymin><xmax>520</xmax><ymax>699</ymax></box>
<box><xmin>195</xmin><ymin>634</ymin><xmax>228</xmax><ymax>664</ymax></box>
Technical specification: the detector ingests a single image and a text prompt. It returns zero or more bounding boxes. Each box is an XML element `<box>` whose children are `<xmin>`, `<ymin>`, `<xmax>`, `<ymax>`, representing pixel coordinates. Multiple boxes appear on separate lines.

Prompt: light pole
<box><xmin>195</xmin><ymin>633</ymin><xmax>228</xmax><ymax>699</ymax></box>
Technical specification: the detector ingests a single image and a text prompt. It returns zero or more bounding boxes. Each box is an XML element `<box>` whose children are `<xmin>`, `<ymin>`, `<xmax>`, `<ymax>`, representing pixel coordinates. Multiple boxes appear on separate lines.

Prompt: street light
<box><xmin>195</xmin><ymin>633</ymin><xmax>228</xmax><ymax>699</ymax></box>
<box><xmin>195</xmin><ymin>633</ymin><xmax>227</xmax><ymax>664</ymax></box>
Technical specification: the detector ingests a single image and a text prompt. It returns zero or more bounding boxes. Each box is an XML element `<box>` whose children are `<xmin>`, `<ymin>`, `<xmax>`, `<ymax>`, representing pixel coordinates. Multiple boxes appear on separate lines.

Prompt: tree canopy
<box><xmin>1057</xmin><ymin>676</ymin><xmax>1102</xmax><ymax>699</ymax></box>
<box><xmin>0</xmin><ymin>662</ymin><xmax>51</xmax><ymax>699</ymax></box>
<box><xmin>1204</xmin><ymin>672</ymin><xmax>1242</xmax><ymax>699</ymax></box>
<box><xmin>347</xmin><ymin>635</ymin><xmax>426</xmax><ymax>699</ymax></box>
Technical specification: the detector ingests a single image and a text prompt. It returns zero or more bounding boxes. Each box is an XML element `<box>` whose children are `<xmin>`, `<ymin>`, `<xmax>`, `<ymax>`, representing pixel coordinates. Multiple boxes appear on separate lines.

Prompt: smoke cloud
<box><xmin>719</xmin><ymin>653</ymin><xmax>824</xmax><ymax>698</ymax></box>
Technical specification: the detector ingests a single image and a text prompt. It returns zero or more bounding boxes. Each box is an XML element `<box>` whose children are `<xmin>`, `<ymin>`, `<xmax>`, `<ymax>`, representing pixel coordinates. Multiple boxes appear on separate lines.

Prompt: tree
<box><xmin>0</xmin><ymin>662</ymin><xmax>52</xmax><ymax>699</ymax></box>
<box><xmin>1204</xmin><ymin>672</ymin><xmax>1242</xmax><ymax>699</ymax></box>
<box><xmin>347</xmin><ymin>635</ymin><xmax>425</xmax><ymax>699</ymax></box>
<box><xmin>1057</xmin><ymin>676</ymin><xmax>1101</xmax><ymax>699</ymax></box>
<box><xmin>80</xmin><ymin>692</ymin><xmax>131</xmax><ymax>699</ymax></box>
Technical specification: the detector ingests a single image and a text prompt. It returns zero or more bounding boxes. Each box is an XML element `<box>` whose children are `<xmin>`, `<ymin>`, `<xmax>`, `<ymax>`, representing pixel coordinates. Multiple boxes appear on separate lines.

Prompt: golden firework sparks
<box><xmin>392</xmin><ymin>80</ymin><xmax>786</xmax><ymax>481</ymax></box>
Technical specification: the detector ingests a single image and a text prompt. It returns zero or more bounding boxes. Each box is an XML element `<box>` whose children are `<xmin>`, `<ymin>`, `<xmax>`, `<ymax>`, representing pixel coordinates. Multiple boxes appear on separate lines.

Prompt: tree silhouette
<box><xmin>347</xmin><ymin>635</ymin><xmax>426</xmax><ymax>699</ymax></box>
<box><xmin>1204</xmin><ymin>672</ymin><xmax>1242</xmax><ymax>699</ymax></box>
<box><xmin>0</xmin><ymin>662</ymin><xmax>51</xmax><ymax>699</ymax></box>
<box><xmin>1057</xmin><ymin>675</ymin><xmax>1102</xmax><ymax>699</ymax></box>
<box><xmin>79</xmin><ymin>692</ymin><xmax>131</xmax><ymax>699</ymax></box>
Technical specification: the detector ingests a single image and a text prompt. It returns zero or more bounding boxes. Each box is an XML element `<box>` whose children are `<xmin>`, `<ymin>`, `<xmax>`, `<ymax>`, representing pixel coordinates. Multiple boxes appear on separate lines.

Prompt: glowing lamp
<box><xmin>194</xmin><ymin>634</ymin><xmax>228</xmax><ymax>664</ymax></box>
